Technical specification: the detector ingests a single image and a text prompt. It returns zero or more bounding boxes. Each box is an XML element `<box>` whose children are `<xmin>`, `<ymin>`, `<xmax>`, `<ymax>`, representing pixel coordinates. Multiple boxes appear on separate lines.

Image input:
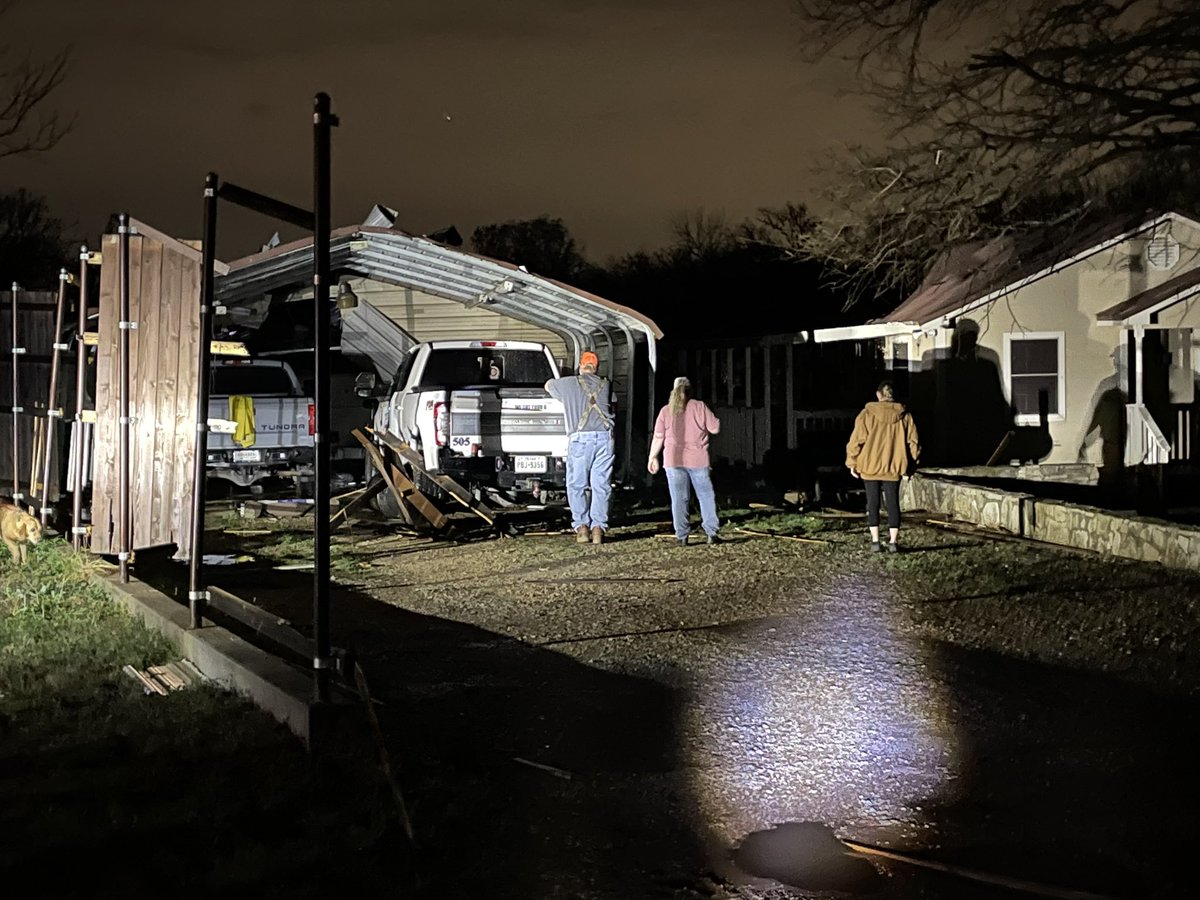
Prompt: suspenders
<box><xmin>575</xmin><ymin>376</ymin><xmax>613</xmax><ymax>432</ymax></box>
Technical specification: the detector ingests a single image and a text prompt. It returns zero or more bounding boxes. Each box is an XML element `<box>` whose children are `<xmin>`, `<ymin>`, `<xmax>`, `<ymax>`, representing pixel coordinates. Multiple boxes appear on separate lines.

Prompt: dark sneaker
<box><xmin>591</xmin><ymin>527</ymin><xmax>604</xmax><ymax>545</ymax></box>
<box><xmin>576</xmin><ymin>525</ymin><xmax>590</xmax><ymax>544</ymax></box>
<box><xmin>887</xmin><ymin>542</ymin><xmax>899</xmax><ymax>553</ymax></box>
<box><xmin>870</xmin><ymin>541</ymin><xmax>882</xmax><ymax>553</ymax></box>
<box><xmin>706</xmin><ymin>533</ymin><xmax>721</xmax><ymax>545</ymax></box>
<box><xmin>676</xmin><ymin>536</ymin><xmax>688</xmax><ymax>547</ymax></box>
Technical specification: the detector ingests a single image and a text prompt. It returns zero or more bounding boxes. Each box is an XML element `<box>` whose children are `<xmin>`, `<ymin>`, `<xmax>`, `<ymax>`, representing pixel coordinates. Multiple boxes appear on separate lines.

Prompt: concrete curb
<box><xmin>96</xmin><ymin>575</ymin><xmax>319</xmax><ymax>744</ymax></box>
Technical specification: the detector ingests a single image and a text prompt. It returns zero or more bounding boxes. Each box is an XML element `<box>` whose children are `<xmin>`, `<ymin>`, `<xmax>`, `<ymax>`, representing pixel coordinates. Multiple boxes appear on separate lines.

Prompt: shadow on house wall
<box><xmin>907</xmin><ymin>319</ymin><xmax>1051</xmax><ymax>467</ymax></box>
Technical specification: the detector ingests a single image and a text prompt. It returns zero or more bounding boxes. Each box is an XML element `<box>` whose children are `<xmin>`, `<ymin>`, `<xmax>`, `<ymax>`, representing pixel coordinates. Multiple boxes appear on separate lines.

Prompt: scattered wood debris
<box><xmin>736</xmin><ymin>527</ymin><xmax>829</xmax><ymax>545</ymax></box>
<box><xmin>513</xmin><ymin>756</ymin><xmax>573</xmax><ymax>780</ymax></box>
<box><xmin>526</xmin><ymin>576</ymin><xmax>683</xmax><ymax>584</ymax></box>
<box><xmin>122</xmin><ymin>660</ymin><xmax>205</xmax><ymax>695</ymax></box>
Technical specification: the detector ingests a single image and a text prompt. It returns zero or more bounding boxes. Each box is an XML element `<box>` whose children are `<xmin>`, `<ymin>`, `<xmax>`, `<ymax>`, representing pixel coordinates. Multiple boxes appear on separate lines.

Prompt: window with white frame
<box><xmin>1003</xmin><ymin>332</ymin><xmax>1065</xmax><ymax>422</ymax></box>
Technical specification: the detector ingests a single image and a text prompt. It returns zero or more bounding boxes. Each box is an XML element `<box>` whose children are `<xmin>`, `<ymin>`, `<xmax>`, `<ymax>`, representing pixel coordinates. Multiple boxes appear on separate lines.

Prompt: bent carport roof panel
<box><xmin>215</xmin><ymin>225</ymin><xmax>663</xmax><ymax>357</ymax></box>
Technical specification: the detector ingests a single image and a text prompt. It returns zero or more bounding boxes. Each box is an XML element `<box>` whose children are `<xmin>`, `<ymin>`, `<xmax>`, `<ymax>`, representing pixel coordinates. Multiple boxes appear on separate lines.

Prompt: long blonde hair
<box><xmin>669</xmin><ymin>376</ymin><xmax>691</xmax><ymax>415</ymax></box>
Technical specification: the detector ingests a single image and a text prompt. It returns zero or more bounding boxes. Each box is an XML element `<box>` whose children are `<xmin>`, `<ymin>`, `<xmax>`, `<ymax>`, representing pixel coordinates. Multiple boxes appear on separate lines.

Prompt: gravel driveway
<box><xmin>208</xmin><ymin>505</ymin><xmax>1200</xmax><ymax>899</ymax></box>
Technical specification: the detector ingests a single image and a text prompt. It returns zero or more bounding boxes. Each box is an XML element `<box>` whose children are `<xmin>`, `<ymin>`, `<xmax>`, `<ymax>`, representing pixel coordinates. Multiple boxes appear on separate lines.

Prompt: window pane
<box><xmin>1010</xmin><ymin>338</ymin><xmax>1058</xmax><ymax>375</ymax></box>
<box><xmin>1011</xmin><ymin>374</ymin><xmax>1057</xmax><ymax>416</ymax></box>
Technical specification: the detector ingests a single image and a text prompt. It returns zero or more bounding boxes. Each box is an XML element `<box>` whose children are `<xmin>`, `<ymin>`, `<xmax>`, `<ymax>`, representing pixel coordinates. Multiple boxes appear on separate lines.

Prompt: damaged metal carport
<box><xmin>214</xmin><ymin>214</ymin><xmax>663</xmax><ymax>479</ymax></box>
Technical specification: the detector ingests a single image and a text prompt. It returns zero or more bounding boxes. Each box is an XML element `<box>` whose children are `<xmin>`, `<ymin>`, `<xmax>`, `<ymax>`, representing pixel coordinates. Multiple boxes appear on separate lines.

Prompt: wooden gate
<box><xmin>89</xmin><ymin>224</ymin><xmax>204</xmax><ymax>558</ymax></box>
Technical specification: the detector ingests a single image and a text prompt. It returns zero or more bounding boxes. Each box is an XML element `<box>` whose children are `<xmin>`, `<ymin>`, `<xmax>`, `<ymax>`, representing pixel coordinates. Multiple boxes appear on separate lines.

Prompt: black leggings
<box><xmin>864</xmin><ymin>479</ymin><xmax>900</xmax><ymax>529</ymax></box>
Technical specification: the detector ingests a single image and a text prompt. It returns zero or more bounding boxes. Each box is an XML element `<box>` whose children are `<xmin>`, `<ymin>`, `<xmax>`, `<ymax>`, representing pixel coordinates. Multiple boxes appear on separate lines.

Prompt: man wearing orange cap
<box><xmin>545</xmin><ymin>350</ymin><xmax>614</xmax><ymax>544</ymax></box>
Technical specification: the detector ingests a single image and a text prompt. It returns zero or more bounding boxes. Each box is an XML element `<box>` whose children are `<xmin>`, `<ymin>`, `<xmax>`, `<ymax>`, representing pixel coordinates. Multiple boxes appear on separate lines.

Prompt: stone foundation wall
<box><xmin>920</xmin><ymin>463</ymin><xmax>1098</xmax><ymax>485</ymax></box>
<box><xmin>901</xmin><ymin>474</ymin><xmax>1200</xmax><ymax>571</ymax></box>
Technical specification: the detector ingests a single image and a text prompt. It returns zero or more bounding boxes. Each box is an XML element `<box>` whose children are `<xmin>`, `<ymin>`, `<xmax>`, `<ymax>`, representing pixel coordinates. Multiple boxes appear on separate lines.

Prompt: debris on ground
<box><xmin>122</xmin><ymin>660</ymin><xmax>205</xmax><ymax>695</ymax></box>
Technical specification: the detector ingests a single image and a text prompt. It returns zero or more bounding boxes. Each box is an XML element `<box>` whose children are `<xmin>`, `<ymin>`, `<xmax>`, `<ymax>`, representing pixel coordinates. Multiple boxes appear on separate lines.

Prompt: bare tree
<box><xmin>1</xmin><ymin>0</ymin><xmax>71</xmax><ymax>160</ymax></box>
<box><xmin>668</xmin><ymin>208</ymin><xmax>735</xmax><ymax>262</ymax></box>
<box><xmin>779</xmin><ymin>0</ymin><xmax>1200</xmax><ymax>302</ymax></box>
<box><xmin>470</xmin><ymin>216</ymin><xmax>591</xmax><ymax>282</ymax></box>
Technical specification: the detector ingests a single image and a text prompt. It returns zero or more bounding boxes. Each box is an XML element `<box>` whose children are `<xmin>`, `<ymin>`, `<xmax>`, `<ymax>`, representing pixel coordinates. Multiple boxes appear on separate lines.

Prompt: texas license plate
<box><xmin>513</xmin><ymin>455</ymin><xmax>547</xmax><ymax>473</ymax></box>
<box><xmin>232</xmin><ymin>449</ymin><xmax>262</xmax><ymax>463</ymax></box>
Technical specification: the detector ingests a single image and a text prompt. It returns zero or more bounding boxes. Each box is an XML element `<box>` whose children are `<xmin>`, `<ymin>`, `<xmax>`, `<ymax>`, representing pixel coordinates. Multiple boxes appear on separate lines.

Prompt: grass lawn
<box><xmin>0</xmin><ymin>539</ymin><xmax>404</xmax><ymax>898</ymax></box>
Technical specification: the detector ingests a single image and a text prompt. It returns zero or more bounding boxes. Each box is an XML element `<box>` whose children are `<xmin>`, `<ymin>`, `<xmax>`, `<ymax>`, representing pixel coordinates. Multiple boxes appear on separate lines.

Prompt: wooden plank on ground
<box><xmin>388</xmin><ymin>463</ymin><xmax>446</xmax><ymax>529</ymax></box>
<box><xmin>374</xmin><ymin>430</ymin><xmax>495</xmax><ymax>525</ymax></box>
<box><xmin>330</xmin><ymin>480</ymin><xmax>385</xmax><ymax>531</ymax></box>
<box><xmin>351</xmin><ymin>429</ymin><xmax>445</xmax><ymax>529</ymax></box>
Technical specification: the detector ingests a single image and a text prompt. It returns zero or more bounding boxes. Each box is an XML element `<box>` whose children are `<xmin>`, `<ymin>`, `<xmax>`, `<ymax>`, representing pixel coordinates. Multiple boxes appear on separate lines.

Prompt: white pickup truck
<box><xmin>206</xmin><ymin>359</ymin><xmax>316</xmax><ymax>488</ymax></box>
<box><xmin>358</xmin><ymin>340</ymin><xmax>568</xmax><ymax>497</ymax></box>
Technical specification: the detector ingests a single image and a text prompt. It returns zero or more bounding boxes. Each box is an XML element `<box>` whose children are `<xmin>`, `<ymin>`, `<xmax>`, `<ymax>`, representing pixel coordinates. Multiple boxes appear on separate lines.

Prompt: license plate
<box><xmin>513</xmin><ymin>455</ymin><xmax>547</xmax><ymax>473</ymax></box>
<box><xmin>232</xmin><ymin>449</ymin><xmax>262</xmax><ymax>463</ymax></box>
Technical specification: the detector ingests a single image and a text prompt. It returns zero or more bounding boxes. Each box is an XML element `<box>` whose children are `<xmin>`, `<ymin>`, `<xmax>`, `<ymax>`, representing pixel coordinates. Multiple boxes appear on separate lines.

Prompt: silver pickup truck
<box><xmin>206</xmin><ymin>359</ymin><xmax>315</xmax><ymax>488</ymax></box>
<box><xmin>358</xmin><ymin>340</ymin><xmax>568</xmax><ymax>498</ymax></box>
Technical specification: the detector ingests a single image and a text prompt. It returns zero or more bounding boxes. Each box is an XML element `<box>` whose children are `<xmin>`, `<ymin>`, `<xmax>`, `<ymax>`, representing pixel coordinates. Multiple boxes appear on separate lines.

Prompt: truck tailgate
<box><xmin>208</xmin><ymin>397</ymin><xmax>314</xmax><ymax>450</ymax></box>
<box><xmin>448</xmin><ymin>388</ymin><xmax>567</xmax><ymax>456</ymax></box>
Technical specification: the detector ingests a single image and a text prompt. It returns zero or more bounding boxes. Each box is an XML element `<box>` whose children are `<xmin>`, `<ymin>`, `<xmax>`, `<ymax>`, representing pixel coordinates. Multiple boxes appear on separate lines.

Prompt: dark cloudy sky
<box><xmin>3</xmin><ymin>0</ymin><xmax>873</xmax><ymax>261</ymax></box>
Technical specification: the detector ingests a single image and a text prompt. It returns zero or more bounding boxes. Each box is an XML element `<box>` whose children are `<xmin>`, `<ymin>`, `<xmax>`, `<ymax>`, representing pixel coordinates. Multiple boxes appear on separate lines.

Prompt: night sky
<box><xmin>4</xmin><ymin>0</ymin><xmax>872</xmax><ymax>261</ymax></box>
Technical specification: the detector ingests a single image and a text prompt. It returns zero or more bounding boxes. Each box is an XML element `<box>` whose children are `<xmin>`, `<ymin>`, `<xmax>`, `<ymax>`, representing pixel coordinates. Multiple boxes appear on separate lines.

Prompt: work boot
<box><xmin>591</xmin><ymin>526</ymin><xmax>605</xmax><ymax>545</ymax></box>
<box><xmin>576</xmin><ymin>525</ymin><xmax>590</xmax><ymax>544</ymax></box>
<box><xmin>706</xmin><ymin>533</ymin><xmax>721</xmax><ymax>546</ymax></box>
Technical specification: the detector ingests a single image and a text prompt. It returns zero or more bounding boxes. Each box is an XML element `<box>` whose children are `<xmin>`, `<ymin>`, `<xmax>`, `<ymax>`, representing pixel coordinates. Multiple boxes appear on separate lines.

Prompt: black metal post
<box><xmin>72</xmin><ymin>247</ymin><xmax>88</xmax><ymax>550</ymax></box>
<box><xmin>312</xmin><ymin>93</ymin><xmax>335</xmax><ymax>702</ymax></box>
<box><xmin>8</xmin><ymin>281</ymin><xmax>20</xmax><ymax>504</ymax></box>
<box><xmin>188</xmin><ymin>174</ymin><xmax>219</xmax><ymax>629</ymax></box>
<box><xmin>117</xmin><ymin>216</ymin><xmax>132</xmax><ymax>582</ymax></box>
<box><xmin>40</xmin><ymin>269</ymin><xmax>70</xmax><ymax>526</ymax></box>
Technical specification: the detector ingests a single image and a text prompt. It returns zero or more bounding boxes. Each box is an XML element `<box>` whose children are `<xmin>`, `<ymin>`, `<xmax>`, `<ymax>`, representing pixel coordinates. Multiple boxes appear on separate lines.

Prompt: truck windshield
<box><xmin>211</xmin><ymin>366</ymin><xmax>296</xmax><ymax>396</ymax></box>
<box><xmin>418</xmin><ymin>348</ymin><xmax>553</xmax><ymax>388</ymax></box>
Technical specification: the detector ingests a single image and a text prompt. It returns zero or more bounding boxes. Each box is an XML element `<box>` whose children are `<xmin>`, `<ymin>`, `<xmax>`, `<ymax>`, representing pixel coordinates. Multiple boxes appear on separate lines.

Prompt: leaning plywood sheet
<box><xmin>90</xmin><ymin>231</ymin><xmax>202</xmax><ymax>558</ymax></box>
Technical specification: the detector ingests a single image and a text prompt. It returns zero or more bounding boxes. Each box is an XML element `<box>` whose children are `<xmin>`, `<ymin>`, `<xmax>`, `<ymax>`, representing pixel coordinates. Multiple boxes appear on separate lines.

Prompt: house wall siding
<box><xmin>898</xmin><ymin>218</ymin><xmax>1200</xmax><ymax>466</ymax></box>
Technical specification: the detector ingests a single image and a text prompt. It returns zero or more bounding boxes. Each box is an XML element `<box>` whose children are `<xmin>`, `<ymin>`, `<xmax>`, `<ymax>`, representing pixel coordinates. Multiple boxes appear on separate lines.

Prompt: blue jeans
<box><xmin>666</xmin><ymin>466</ymin><xmax>719</xmax><ymax>540</ymax></box>
<box><xmin>567</xmin><ymin>430</ymin><xmax>614</xmax><ymax>530</ymax></box>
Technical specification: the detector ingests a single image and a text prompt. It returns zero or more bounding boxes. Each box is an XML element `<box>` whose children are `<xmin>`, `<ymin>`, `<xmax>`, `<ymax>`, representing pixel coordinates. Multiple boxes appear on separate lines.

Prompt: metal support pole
<box><xmin>188</xmin><ymin>174</ymin><xmax>219</xmax><ymax>629</ymax></box>
<box><xmin>8</xmin><ymin>281</ymin><xmax>20</xmax><ymax>503</ymax></box>
<box><xmin>117</xmin><ymin>216</ymin><xmax>132</xmax><ymax>582</ymax></box>
<box><xmin>40</xmin><ymin>269</ymin><xmax>70</xmax><ymax>526</ymax></box>
<box><xmin>617</xmin><ymin>322</ymin><xmax>637</xmax><ymax>482</ymax></box>
<box><xmin>72</xmin><ymin>247</ymin><xmax>89</xmax><ymax>549</ymax></box>
<box><xmin>312</xmin><ymin>92</ymin><xmax>337</xmax><ymax>702</ymax></box>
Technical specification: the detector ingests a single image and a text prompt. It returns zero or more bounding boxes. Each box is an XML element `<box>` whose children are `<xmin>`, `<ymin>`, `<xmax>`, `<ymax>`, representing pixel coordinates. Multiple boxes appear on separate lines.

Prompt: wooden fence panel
<box><xmin>90</xmin><ymin>232</ymin><xmax>201</xmax><ymax>557</ymax></box>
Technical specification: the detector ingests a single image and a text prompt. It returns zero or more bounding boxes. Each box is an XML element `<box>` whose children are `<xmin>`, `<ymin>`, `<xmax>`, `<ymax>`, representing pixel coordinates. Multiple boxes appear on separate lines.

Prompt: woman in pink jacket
<box><xmin>647</xmin><ymin>377</ymin><xmax>721</xmax><ymax>545</ymax></box>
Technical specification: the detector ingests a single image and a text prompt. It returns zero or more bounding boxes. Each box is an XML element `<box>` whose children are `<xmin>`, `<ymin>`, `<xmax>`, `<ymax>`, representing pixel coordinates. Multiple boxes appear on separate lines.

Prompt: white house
<box><xmin>807</xmin><ymin>211</ymin><xmax>1200</xmax><ymax>481</ymax></box>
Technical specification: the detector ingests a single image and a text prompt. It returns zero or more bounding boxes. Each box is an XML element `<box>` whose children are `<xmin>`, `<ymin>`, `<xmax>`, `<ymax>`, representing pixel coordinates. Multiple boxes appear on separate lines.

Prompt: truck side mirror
<box><xmin>354</xmin><ymin>371</ymin><xmax>379</xmax><ymax>398</ymax></box>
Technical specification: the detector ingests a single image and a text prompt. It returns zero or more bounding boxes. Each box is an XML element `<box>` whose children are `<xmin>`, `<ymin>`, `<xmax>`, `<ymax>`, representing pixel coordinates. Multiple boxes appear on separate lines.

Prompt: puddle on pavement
<box><xmin>733</xmin><ymin>822</ymin><xmax>883</xmax><ymax>894</ymax></box>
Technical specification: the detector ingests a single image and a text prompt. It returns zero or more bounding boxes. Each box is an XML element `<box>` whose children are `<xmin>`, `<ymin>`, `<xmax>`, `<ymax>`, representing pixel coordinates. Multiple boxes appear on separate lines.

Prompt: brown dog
<box><xmin>0</xmin><ymin>502</ymin><xmax>42</xmax><ymax>565</ymax></box>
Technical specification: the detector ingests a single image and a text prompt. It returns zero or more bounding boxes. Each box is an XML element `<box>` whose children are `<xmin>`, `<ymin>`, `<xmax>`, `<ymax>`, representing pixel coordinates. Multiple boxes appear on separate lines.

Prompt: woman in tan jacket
<box><xmin>846</xmin><ymin>380</ymin><xmax>920</xmax><ymax>552</ymax></box>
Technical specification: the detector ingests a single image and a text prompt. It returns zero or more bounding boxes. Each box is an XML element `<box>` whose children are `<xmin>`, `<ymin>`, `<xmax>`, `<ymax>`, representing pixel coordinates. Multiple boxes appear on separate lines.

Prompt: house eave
<box><xmin>803</xmin><ymin>322</ymin><xmax>923</xmax><ymax>343</ymax></box>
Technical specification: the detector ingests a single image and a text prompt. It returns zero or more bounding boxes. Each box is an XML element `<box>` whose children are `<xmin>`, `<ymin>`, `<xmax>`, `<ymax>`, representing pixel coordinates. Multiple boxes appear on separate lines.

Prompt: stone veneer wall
<box><xmin>900</xmin><ymin>474</ymin><xmax>1200</xmax><ymax>572</ymax></box>
<box><xmin>919</xmin><ymin>463</ymin><xmax>1098</xmax><ymax>485</ymax></box>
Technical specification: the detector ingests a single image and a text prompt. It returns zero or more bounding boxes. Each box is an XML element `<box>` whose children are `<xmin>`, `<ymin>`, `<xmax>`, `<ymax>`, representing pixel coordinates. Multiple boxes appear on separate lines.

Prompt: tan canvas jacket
<box><xmin>845</xmin><ymin>401</ymin><xmax>920</xmax><ymax>480</ymax></box>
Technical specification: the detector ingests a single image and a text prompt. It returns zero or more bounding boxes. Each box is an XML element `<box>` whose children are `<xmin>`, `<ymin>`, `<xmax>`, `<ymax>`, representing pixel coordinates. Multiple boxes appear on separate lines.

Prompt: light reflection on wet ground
<box><xmin>676</xmin><ymin>576</ymin><xmax>962</xmax><ymax>879</ymax></box>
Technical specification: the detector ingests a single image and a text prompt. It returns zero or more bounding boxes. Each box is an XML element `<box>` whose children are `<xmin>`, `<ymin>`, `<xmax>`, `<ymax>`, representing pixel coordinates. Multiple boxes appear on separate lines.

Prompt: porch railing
<box><xmin>1125</xmin><ymin>403</ymin><xmax>1172</xmax><ymax>466</ymax></box>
